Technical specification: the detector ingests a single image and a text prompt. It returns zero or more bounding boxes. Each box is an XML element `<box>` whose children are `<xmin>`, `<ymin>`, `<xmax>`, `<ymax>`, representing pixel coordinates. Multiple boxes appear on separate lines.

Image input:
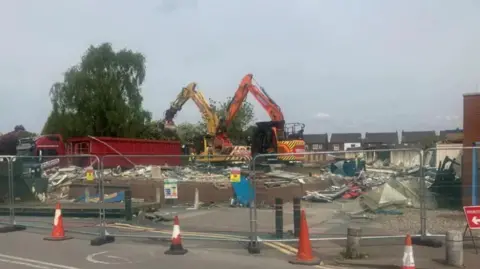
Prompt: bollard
<box><xmin>446</xmin><ymin>230</ymin><xmax>463</xmax><ymax>267</ymax></box>
<box><xmin>187</xmin><ymin>188</ymin><xmax>200</xmax><ymax>210</ymax></box>
<box><xmin>124</xmin><ymin>189</ymin><xmax>132</xmax><ymax>221</ymax></box>
<box><xmin>345</xmin><ymin>227</ymin><xmax>362</xmax><ymax>259</ymax></box>
<box><xmin>156</xmin><ymin>187</ymin><xmax>161</xmax><ymax>203</ymax></box>
<box><xmin>293</xmin><ymin>197</ymin><xmax>301</xmax><ymax>238</ymax></box>
<box><xmin>275</xmin><ymin>198</ymin><xmax>283</xmax><ymax>239</ymax></box>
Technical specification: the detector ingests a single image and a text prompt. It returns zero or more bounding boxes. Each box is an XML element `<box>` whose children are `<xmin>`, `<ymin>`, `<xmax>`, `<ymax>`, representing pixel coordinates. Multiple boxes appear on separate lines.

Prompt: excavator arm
<box><xmin>218</xmin><ymin>74</ymin><xmax>305</xmax><ymax>161</ymax></box>
<box><xmin>189</xmin><ymin>90</ymin><xmax>219</xmax><ymax>136</ymax></box>
<box><xmin>163</xmin><ymin>82</ymin><xmax>219</xmax><ymax>136</ymax></box>
<box><xmin>223</xmin><ymin>74</ymin><xmax>284</xmax><ymax>128</ymax></box>
<box><xmin>163</xmin><ymin>83</ymin><xmax>194</xmax><ymax>130</ymax></box>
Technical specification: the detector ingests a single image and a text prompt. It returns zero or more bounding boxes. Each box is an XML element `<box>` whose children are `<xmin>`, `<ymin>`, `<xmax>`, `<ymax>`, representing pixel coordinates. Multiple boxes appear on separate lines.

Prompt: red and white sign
<box><xmin>463</xmin><ymin>206</ymin><xmax>480</xmax><ymax>229</ymax></box>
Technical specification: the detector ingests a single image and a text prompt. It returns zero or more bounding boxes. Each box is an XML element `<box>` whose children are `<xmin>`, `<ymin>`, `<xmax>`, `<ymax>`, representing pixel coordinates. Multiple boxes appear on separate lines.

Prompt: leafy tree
<box><xmin>176</xmin><ymin>122</ymin><xmax>205</xmax><ymax>144</ymax></box>
<box><xmin>208</xmin><ymin>97</ymin><xmax>256</xmax><ymax>144</ymax></box>
<box><xmin>42</xmin><ymin>43</ymin><xmax>154</xmax><ymax>139</ymax></box>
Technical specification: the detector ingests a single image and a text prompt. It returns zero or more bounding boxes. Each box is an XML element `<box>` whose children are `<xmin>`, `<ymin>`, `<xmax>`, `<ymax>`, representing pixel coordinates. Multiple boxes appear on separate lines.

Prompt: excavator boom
<box><xmin>163</xmin><ymin>83</ymin><xmax>219</xmax><ymax>136</ymax></box>
<box><xmin>224</xmin><ymin>74</ymin><xmax>284</xmax><ymax>128</ymax></box>
<box><xmin>219</xmin><ymin>74</ymin><xmax>305</xmax><ymax>162</ymax></box>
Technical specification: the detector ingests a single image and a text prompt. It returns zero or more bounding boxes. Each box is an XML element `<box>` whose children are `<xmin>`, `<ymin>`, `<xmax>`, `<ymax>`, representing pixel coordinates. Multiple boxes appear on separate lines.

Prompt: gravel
<box><xmin>375</xmin><ymin>208</ymin><xmax>466</xmax><ymax>235</ymax></box>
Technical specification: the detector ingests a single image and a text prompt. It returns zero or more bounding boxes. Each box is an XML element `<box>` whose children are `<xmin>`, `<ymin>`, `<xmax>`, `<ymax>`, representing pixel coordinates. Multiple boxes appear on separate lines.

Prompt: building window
<box><xmin>333</xmin><ymin>144</ymin><xmax>340</xmax><ymax>151</ymax></box>
<box><xmin>350</xmin><ymin>144</ymin><xmax>356</xmax><ymax>148</ymax></box>
<box><xmin>312</xmin><ymin>144</ymin><xmax>319</xmax><ymax>150</ymax></box>
<box><xmin>305</xmin><ymin>145</ymin><xmax>310</xmax><ymax>151</ymax></box>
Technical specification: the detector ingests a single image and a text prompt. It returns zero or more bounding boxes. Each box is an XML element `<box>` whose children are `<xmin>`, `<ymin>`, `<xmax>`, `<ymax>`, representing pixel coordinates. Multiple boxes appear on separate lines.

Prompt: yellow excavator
<box><xmin>162</xmin><ymin>82</ymin><xmax>250</xmax><ymax>163</ymax></box>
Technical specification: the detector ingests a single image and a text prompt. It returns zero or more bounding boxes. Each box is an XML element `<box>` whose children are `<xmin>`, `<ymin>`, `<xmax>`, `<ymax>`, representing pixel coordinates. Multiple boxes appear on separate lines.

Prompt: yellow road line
<box><xmin>263</xmin><ymin>242</ymin><xmax>294</xmax><ymax>255</ymax></box>
<box><xmin>107</xmin><ymin>223</ymin><xmax>337</xmax><ymax>268</ymax></box>
<box><xmin>265</xmin><ymin>242</ymin><xmax>337</xmax><ymax>269</ymax></box>
<box><xmin>270</xmin><ymin>241</ymin><xmax>298</xmax><ymax>253</ymax></box>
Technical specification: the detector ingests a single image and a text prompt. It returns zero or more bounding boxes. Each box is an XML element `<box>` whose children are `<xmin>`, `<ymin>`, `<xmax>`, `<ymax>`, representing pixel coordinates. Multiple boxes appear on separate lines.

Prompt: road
<box><xmin>0</xmin><ymin>228</ymin><xmax>305</xmax><ymax>269</ymax></box>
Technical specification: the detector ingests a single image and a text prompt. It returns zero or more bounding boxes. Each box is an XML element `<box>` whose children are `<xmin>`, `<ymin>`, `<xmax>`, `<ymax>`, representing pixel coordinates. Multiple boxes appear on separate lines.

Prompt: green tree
<box><xmin>209</xmin><ymin>97</ymin><xmax>256</xmax><ymax>144</ymax></box>
<box><xmin>176</xmin><ymin>122</ymin><xmax>205</xmax><ymax>144</ymax></box>
<box><xmin>42</xmin><ymin>43</ymin><xmax>154</xmax><ymax>139</ymax></box>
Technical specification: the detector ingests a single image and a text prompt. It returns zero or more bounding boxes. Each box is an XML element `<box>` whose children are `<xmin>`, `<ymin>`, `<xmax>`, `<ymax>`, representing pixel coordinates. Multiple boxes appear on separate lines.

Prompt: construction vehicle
<box><xmin>162</xmin><ymin>82</ymin><xmax>250</xmax><ymax>163</ymax></box>
<box><xmin>217</xmin><ymin>74</ymin><xmax>305</xmax><ymax>163</ymax></box>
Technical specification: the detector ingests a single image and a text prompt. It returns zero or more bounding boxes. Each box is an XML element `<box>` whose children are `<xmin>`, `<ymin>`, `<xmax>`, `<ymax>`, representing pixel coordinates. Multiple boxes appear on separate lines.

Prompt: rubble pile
<box><xmin>301</xmin><ymin>157</ymin><xmax>450</xmax><ymax>214</ymax></box>
<box><xmin>42</xmin><ymin>164</ymin><xmax>314</xmax><ymax>202</ymax></box>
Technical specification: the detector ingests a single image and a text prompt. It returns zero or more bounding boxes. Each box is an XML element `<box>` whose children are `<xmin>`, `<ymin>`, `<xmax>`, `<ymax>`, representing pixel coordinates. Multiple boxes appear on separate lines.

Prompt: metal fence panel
<box><xmin>0</xmin><ymin>156</ymin><xmax>13</xmax><ymax>227</ymax></box>
<box><xmin>422</xmin><ymin>146</ymin><xmax>480</xmax><ymax>236</ymax></box>
<box><xmin>251</xmin><ymin>148</ymin><xmax>424</xmax><ymax>243</ymax></box>
<box><xmin>100</xmin><ymin>154</ymin><xmax>251</xmax><ymax>241</ymax></box>
<box><xmin>5</xmin><ymin>155</ymin><xmax>101</xmax><ymax>235</ymax></box>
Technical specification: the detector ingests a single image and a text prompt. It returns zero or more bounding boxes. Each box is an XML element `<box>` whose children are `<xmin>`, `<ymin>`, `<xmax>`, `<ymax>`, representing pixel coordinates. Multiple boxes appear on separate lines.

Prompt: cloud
<box><xmin>435</xmin><ymin>115</ymin><xmax>460</xmax><ymax>121</ymax></box>
<box><xmin>157</xmin><ymin>0</ymin><xmax>198</xmax><ymax>14</ymax></box>
<box><xmin>315</xmin><ymin>112</ymin><xmax>331</xmax><ymax>119</ymax></box>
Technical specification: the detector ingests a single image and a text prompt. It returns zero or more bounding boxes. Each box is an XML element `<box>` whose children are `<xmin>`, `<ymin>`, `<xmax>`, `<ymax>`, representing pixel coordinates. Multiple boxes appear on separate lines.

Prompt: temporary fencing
<box><xmin>0</xmin><ymin>155</ymin><xmax>21</xmax><ymax>232</ymax></box>
<box><xmin>0</xmin><ymin>145</ymin><xmax>477</xmax><ymax>253</ymax></box>
<box><xmin>0</xmin><ymin>155</ymin><xmax>102</xmax><ymax>236</ymax></box>
<box><xmin>250</xmin><ymin>148</ymin><xmax>425</xmax><ymax>245</ymax></box>
<box><xmin>99</xmin><ymin>154</ymin><xmax>252</xmax><ymax>240</ymax></box>
<box><xmin>421</xmin><ymin>145</ymin><xmax>480</xmax><ymax>237</ymax></box>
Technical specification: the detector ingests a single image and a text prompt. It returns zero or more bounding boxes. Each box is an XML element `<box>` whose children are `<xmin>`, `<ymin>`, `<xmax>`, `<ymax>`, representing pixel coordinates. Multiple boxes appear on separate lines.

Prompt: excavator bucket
<box><xmin>163</xmin><ymin>120</ymin><xmax>176</xmax><ymax>131</ymax></box>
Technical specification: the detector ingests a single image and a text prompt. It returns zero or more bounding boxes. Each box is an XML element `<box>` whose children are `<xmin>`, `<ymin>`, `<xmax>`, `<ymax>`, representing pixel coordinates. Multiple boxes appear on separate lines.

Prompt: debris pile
<box><xmin>301</xmin><ymin>157</ymin><xmax>454</xmax><ymax>213</ymax></box>
<box><xmin>39</xmin><ymin>164</ymin><xmax>314</xmax><ymax>202</ymax></box>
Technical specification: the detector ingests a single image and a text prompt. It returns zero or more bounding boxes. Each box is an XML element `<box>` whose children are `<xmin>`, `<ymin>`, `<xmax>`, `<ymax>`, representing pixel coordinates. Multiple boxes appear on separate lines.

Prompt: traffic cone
<box><xmin>289</xmin><ymin>210</ymin><xmax>321</xmax><ymax>265</ymax></box>
<box><xmin>402</xmin><ymin>234</ymin><xmax>416</xmax><ymax>269</ymax></box>
<box><xmin>44</xmin><ymin>202</ymin><xmax>73</xmax><ymax>241</ymax></box>
<box><xmin>164</xmin><ymin>215</ymin><xmax>188</xmax><ymax>255</ymax></box>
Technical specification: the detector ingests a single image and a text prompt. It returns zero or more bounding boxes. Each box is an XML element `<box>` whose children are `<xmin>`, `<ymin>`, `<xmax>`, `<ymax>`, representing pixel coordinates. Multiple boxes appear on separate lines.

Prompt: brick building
<box><xmin>463</xmin><ymin>93</ymin><xmax>480</xmax><ymax>206</ymax></box>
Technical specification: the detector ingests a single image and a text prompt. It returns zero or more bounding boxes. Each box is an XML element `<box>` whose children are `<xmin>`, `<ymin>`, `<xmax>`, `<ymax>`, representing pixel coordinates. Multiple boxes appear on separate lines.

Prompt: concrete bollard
<box><xmin>187</xmin><ymin>188</ymin><xmax>200</xmax><ymax>210</ymax></box>
<box><xmin>193</xmin><ymin>188</ymin><xmax>199</xmax><ymax>209</ymax></box>
<box><xmin>156</xmin><ymin>187</ymin><xmax>161</xmax><ymax>203</ymax></box>
<box><xmin>345</xmin><ymin>227</ymin><xmax>362</xmax><ymax>259</ymax></box>
<box><xmin>446</xmin><ymin>230</ymin><xmax>463</xmax><ymax>267</ymax></box>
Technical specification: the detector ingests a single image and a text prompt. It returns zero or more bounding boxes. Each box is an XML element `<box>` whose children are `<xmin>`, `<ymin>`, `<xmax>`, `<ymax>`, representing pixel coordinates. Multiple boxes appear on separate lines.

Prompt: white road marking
<box><xmin>0</xmin><ymin>253</ymin><xmax>80</xmax><ymax>269</ymax></box>
<box><xmin>0</xmin><ymin>258</ymin><xmax>52</xmax><ymax>269</ymax></box>
<box><xmin>86</xmin><ymin>252</ymin><xmax>110</xmax><ymax>264</ymax></box>
<box><xmin>86</xmin><ymin>251</ymin><xmax>131</xmax><ymax>265</ymax></box>
<box><xmin>106</xmin><ymin>255</ymin><xmax>131</xmax><ymax>263</ymax></box>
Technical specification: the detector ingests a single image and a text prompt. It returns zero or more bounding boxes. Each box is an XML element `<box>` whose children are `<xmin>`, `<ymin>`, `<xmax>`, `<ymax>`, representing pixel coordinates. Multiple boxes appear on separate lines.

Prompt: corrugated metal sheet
<box><xmin>67</xmin><ymin>136</ymin><xmax>182</xmax><ymax>167</ymax></box>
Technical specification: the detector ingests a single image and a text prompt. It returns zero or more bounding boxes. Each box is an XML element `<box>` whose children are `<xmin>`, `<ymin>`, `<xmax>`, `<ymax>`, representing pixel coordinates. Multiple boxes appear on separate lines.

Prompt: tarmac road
<box><xmin>0</xmin><ymin>217</ymin><xmax>350</xmax><ymax>269</ymax></box>
<box><xmin>0</xmin><ymin>228</ymin><xmax>312</xmax><ymax>269</ymax></box>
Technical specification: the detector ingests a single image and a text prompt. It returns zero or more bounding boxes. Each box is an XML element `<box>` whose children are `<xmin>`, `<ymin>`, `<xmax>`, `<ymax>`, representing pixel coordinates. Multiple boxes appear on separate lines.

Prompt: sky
<box><xmin>1</xmin><ymin>0</ymin><xmax>478</xmax><ymax>135</ymax></box>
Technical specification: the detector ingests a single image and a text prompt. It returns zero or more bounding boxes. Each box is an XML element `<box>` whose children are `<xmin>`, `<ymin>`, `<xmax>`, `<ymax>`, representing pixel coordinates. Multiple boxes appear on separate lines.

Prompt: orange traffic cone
<box><xmin>289</xmin><ymin>209</ymin><xmax>321</xmax><ymax>265</ymax></box>
<box><xmin>165</xmin><ymin>215</ymin><xmax>188</xmax><ymax>255</ymax></box>
<box><xmin>44</xmin><ymin>202</ymin><xmax>73</xmax><ymax>241</ymax></box>
<box><xmin>402</xmin><ymin>234</ymin><xmax>416</xmax><ymax>269</ymax></box>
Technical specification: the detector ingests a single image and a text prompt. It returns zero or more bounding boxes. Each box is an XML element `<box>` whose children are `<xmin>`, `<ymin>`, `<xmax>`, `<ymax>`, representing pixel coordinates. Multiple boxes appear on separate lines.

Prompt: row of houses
<box><xmin>303</xmin><ymin>129</ymin><xmax>463</xmax><ymax>152</ymax></box>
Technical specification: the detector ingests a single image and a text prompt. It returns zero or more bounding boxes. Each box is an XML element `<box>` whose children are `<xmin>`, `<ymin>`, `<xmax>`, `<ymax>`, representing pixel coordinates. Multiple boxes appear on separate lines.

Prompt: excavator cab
<box><xmin>251</xmin><ymin>120</ymin><xmax>285</xmax><ymax>162</ymax></box>
<box><xmin>284</xmin><ymin>122</ymin><xmax>305</xmax><ymax>140</ymax></box>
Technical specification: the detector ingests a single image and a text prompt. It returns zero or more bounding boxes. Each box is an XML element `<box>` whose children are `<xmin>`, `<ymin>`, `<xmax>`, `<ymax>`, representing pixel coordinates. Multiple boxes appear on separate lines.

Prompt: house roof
<box><xmin>303</xmin><ymin>134</ymin><xmax>328</xmax><ymax>144</ymax></box>
<box><xmin>330</xmin><ymin>133</ymin><xmax>362</xmax><ymax>143</ymax></box>
<box><xmin>365</xmin><ymin>132</ymin><xmax>398</xmax><ymax>144</ymax></box>
<box><xmin>401</xmin><ymin>131</ymin><xmax>437</xmax><ymax>144</ymax></box>
<box><xmin>439</xmin><ymin>129</ymin><xmax>463</xmax><ymax>141</ymax></box>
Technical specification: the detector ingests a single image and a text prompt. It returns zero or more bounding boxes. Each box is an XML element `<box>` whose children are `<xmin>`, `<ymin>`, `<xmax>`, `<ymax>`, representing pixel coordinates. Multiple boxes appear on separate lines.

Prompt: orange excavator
<box><xmin>216</xmin><ymin>74</ymin><xmax>305</xmax><ymax>163</ymax></box>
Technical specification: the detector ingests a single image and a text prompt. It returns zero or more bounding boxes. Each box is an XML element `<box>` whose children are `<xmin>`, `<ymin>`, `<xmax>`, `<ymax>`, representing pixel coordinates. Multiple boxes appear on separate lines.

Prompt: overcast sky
<box><xmin>1</xmin><ymin>0</ymin><xmax>477</xmax><ymax>135</ymax></box>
